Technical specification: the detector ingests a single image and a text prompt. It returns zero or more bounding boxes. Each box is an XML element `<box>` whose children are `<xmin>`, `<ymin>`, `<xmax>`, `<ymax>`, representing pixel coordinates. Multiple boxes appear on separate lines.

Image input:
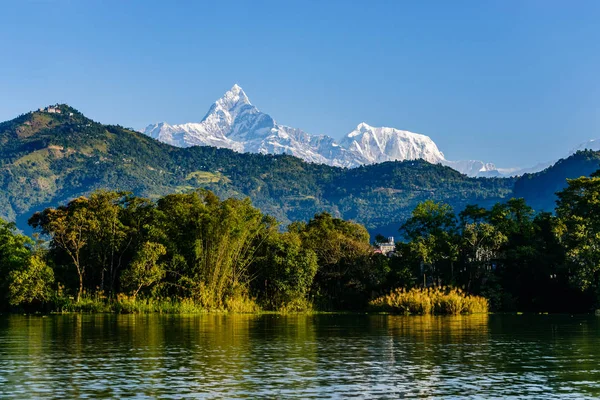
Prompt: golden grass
<box><xmin>370</xmin><ymin>286</ymin><xmax>488</xmax><ymax>315</ymax></box>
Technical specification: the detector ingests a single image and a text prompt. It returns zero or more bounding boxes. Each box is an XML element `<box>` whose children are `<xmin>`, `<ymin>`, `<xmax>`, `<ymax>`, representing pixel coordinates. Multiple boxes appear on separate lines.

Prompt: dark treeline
<box><xmin>1</xmin><ymin>169</ymin><xmax>600</xmax><ymax>313</ymax></box>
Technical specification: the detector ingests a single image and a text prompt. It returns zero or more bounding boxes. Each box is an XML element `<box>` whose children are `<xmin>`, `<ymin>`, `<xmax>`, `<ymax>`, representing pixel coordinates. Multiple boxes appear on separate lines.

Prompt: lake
<box><xmin>0</xmin><ymin>314</ymin><xmax>599</xmax><ymax>398</ymax></box>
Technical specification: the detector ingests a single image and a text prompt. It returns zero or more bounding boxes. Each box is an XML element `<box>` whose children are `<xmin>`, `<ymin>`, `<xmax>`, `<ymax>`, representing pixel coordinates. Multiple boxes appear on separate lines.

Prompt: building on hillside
<box><xmin>39</xmin><ymin>105</ymin><xmax>62</xmax><ymax>114</ymax></box>
<box><xmin>375</xmin><ymin>236</ymin><xmax>396</xmax><ymax>256</ymax></box>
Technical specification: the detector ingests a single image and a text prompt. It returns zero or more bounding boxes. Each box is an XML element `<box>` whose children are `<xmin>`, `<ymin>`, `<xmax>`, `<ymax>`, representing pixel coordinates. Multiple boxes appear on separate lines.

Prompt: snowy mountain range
<box><xmin>142</xmin><ymin>85</ymin><xmax>597</xmax><ymax>177</ymax></box>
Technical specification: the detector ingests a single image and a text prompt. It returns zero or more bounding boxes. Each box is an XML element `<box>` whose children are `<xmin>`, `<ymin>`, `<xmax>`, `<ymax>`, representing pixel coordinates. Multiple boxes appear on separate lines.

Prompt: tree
<box><xmin>29</xmin><ymin>197</ymin><xmax>97</xmax><ymax>302</ymax></box>
<box><xmin>121</xmin><ymin>242</ymin><xmax>166</xmax><ymax>298</ymax></box>
<box><xmin>458</xmin><ymin>205</ymin><xmax>507</xmax><ymax>291</ymax></box>
<box><xmin>290</xmin><ymin>212</ymin><xmax>375</xmax><ymax>309</ymax></box>
<box><xmin>555</xmin><ymin>171</ymin><xmax>600</xmax><ymax>296</ymax></box>
<box><xmin>8</xmin><ymin>255</ymin><xmax>54</xmax><ymax>306</ymax></box>
<box><xmin>83</xmin><ymin>191</ymin><xmax>130</xmax><ymax>295</ymax></box>
<box><xmin>252</xmin><ymin>232</ymin><xmax>318</xmax><ymax>310</ymax></box>
<box><xmin>153</xmin><ymin>190</ymin><xmax>275</xmax><ymax>308</ymax></box>
<box><xmin>0</xmin><ymin>218</ymin><xmax>34</xmax><ymax>309</ymax></box>
<box><xmin>400</xmin><ymin>200</ymin><xmax>459</xmax><ymax>286</ymax></box>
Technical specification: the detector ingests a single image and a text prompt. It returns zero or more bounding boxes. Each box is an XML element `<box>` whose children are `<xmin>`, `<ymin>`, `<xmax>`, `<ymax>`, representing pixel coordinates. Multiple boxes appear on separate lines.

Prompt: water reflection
<box><xmin>0</xmin><ymin>314</ymin><xmax>599</xmax><ymax>398</ymax></box>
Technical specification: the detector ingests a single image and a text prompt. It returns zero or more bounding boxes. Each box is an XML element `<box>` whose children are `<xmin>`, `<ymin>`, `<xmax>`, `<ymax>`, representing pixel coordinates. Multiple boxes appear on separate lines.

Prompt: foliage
<box><xmin>152</xmin><ymin>191</ymin><xmax>273</xmax><ymax>309</ymax></box>
<box><xmin>555</xmin><ymin>171</ymin><xmax>600</xmax><ymax>301</ymax></box>
<box><xmin>0</xmin><ymin>218</ymin><xmax>36</xmax><ymax>309</ymax></box>
<box><xmin>251</xmin><ymin>232</ymin><xmax>318</xmax><ymax>311</ymax></box>
<box><xmin>289</xmin><ymin>213</ymin><xmax>381</xmax><ymax>309</ymax></box>
<box><xmin>400</xmin><ymin>200</ymin><xmax>459</xmax><ymax>286</ymax></box>
<box><xmin>8</xmin><ymin>255</ymin><xmax>54</xmax><ymax>306</ymax></box>
<box><xmin>370</xmin><ymin>286</ymin><xmax>488</xmax><ymax>315</ymax></box>
<box><xmin>514</xmin><ymin>150</ymin><xmax>600</xmax><ymax>213</ymax></box>
<box><xmin>120</xmin><ymin>242</ymin><xmax>166</xmax><ymax>298</ymax></box>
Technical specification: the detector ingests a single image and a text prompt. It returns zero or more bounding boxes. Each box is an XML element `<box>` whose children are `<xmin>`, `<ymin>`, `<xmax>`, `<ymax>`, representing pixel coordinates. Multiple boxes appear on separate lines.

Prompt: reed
<box><xmin>370</xmin><ymin>286</ymin><xmax>488</xmax><ymax>315</ymax></box>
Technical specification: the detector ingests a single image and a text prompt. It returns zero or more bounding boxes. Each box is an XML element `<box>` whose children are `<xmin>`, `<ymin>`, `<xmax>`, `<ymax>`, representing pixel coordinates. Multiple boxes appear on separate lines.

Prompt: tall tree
<box><xmin>121</xmin><ymin>241</ymin><xmax>166</xmax><ymax>298</ymax></box>
<box><xmin>29</xmin><ymin>197</ymin><xmax>97</xmax><ymax>302</ymax></box>
<box><xmin>458</xmin><ymin>205</ymin><xmax>507</xmax><ymax>291</ymax></box>
<box><xmin>400</xmin><ymin>200</ymin><xmax>459</xmax><ymax>286</ymax></box>
<box><xmin>251</xmin><ymin>232</ymin><xmax>318</xmax><ymax>310</ymax></box>
<box><xmin>8</xmin><ymin>255</ymin><xmax>54</xmax><ymax>307</ymax></box>
<box><xmin>0</xmin><ymin>218</ymin><xmax>34</xmax><ymax>308</ymax></box>
<box><xmin>290</xmin><ymin>212</ymin><xmax>375</xmax><ymax>309</ymax></box>
<box><xmin>555</xmin><ymin>170</ymin><xmax>600</xmax><ymax>298</ymax></box>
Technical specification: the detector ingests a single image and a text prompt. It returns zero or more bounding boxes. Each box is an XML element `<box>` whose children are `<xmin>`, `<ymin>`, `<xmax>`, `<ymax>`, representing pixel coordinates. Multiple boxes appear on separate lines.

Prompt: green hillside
<box><xmin>0</xmin><ymin>104</ymin><xmax>536</xmax><ymax>236</ymax></box>
<box><xmin>513</xmin><ymin>150</ymin><xmax>600</xmax><ymax>213</ymax></box>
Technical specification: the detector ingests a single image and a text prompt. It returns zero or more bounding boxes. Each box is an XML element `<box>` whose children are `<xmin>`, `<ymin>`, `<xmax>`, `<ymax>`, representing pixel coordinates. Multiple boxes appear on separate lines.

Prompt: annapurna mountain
<box><xmin>143</xmin><ymin>84</ymin><xmax>501</xmax><ymax>176</ymax></box>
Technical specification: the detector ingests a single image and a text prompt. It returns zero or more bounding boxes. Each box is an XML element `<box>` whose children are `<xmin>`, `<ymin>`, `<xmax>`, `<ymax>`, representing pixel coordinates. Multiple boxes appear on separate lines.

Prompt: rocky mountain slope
<box><xmin>143</xmin><ymin>85</ymin><xmax>500</xmax><ymax>176</ymax></box>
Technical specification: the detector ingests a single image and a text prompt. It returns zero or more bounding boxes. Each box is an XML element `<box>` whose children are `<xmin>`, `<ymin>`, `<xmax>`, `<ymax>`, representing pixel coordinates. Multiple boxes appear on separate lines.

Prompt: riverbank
<box><xmin>7</xmin><ymin>286</ymin><xmax>491</xmax><ymax>315</ymax></box>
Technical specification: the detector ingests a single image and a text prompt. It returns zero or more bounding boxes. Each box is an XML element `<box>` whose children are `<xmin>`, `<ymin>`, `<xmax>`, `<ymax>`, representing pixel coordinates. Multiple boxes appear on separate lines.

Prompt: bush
<box><xmin>369</xmin><ymin>286</ymin><xmax>488</xmax><ymax>315</ymax></box>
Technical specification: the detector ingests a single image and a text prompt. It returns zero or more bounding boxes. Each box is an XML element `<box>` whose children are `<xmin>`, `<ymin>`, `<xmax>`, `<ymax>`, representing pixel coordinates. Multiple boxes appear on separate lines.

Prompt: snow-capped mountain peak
<box><xmin>142</xmin><ymin>84</ymin><xmax>507</xmax><ymax>176</ymax></box>
<box><xmin>210</xmin><ymin>84</ymin><xmax>251</xmax><ymax>112</ymax></box>
<box><xmin>340</xmin><ymin>123</ymin><xmax>446</xmax><ymax>165</ymax></box>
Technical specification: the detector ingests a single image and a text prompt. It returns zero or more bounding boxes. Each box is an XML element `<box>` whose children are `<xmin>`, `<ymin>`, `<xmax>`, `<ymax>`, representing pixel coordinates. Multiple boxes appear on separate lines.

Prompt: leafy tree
<box><xmin>555</xmin><ymin>170</ymin><xmax>600</xmax><ymax>299</ymax></box>
<box><xmin>290</xmin><ymin>213</ymin><xmax>376</xmax><ymax>309</ymax></box>
<box><xmin>252</xmin><ymin>232</ymin><xmax>318</xmax><ymax>310</ymax></box>
<box><xmin>153</xmin><ymin>190</ymin><xmax>275</xmax><ymax>308</ymax></box>
<box><xmin>83</xmin><ymin>191</ymin><xmax>131</xmax><ymax>295</ymax></box>
<box><xmin>8</xmin><ymin>255</ymin><xmax>54</xmax><ymax>306</ymax></box>
<box><xmin>121</xmin><ymin>242</ymin><xmax>166</xmax><ymax>298</ymax></box>
<box><xmin>400</xmin><ymin>200</ymin><xmax>459</xmax><ymax>286</ymax></box>
<box><xmin>29</xmin><ymin>197</ymin><xmax>97</xmax><ymax>302</ymax></box>
<box><xmin>458</xmin><ymin>205</ymin><xmax>507</xmax><ymax>291</ymax></box>
<box><xmin>0</xmin><ymin>218</ymin><xmax>34</xmax><ymax>308</ymax></box>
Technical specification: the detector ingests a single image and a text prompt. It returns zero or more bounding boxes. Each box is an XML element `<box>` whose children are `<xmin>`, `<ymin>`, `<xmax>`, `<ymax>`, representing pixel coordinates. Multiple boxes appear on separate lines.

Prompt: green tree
<box><xmin>8</xmin><ymin>255</ymin><xmax>54</xmax><ymax>306</ymax></box>
<box><xmin>555</xmin><ymin>171</ymin><xmax>600</xmax><ymax>297</ymax></box>
<box><xmin>252</xmin><ymin>232</ymin><xmax>318</xmax><ymax>310</ymax></box>
<box><xmin>83</xmin><ymin>191</ymin><xmax>131</xmax><ymax>295</ymax></box>
<box><xmin>121</xmin><ymin>242</ymin><xmax>166</xmax><ymax>298</ymax></box>
<box><xmin>0</xmin><ymin>218</ymin><xmax>34</xmax><ymax>308</ymax></box>
<box><xmin>400</xmin><ymin>200</ymin><xmax>459</xmax><ymax>286</ymax></box>
<box><xmin>29</xmin><ymin>197</ymin><xmax>97</xmax><ymax>302</ymax></box>
<box><xmin>153</xmin><ymin>190</ymin><xmax>275</xmax><ymax>308</ymax></box>
<box><xmin>290</xmin><ymin>212</ymin><xmax>375</xmax><ymax>309</ymax></box>
<box><xmin>458</xmin><ymin>205</ymin><xmax>507</xmax><ymax>291</ymax></box>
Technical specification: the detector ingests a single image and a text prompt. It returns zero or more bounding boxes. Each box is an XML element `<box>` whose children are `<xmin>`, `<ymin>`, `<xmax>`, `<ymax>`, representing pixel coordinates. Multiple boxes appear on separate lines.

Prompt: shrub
<box><xmin>370</xmin><ymin>286</ymin><xmax>488</xmax><ymax>315</ymax></box>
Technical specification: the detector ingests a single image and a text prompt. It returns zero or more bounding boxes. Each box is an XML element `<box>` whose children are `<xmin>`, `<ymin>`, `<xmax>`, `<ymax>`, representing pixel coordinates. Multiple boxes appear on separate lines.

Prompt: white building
<box><xmin>376</xmin><ymin>237</ymin><xmax>396</xmax><ymax>255</ymax></box>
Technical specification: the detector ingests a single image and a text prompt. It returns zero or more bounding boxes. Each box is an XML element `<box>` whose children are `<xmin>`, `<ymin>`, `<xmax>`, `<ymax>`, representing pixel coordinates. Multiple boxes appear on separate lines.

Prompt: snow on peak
<box><xmin>341</xmin><ymin>124</ymin><xmax>445</xmax><ymax>165</ymax></box>
<box><xmin>142</xmin><ymin>84</ymin><xmax>508</xmax><ymax>176</ymax></box>
<box><xmin>207</xmin><ymin>84</ymin><xmax>251</xmax><ymax>118</ymax></box>
<box><xmin>220</xmin><ymin>84</ymin><xmax>251</xmax><ymax>107</ymax></box>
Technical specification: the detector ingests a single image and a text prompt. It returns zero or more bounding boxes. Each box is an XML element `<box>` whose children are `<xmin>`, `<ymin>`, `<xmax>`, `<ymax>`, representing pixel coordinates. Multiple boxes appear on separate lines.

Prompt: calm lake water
<box><xmin>0</xmin><ymin>314</ymin><xmax>599</xmax><ymax>399</ymax></box>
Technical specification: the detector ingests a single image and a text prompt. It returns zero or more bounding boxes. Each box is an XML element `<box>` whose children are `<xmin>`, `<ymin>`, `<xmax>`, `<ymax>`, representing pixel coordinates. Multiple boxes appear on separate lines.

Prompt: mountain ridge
<box><xmin>1</xmin><ymin>103</ymin><xmax>599</xmax><ymax>238</ymax></box>
<box><xmin>0</xmin><ymin>104</ymin><xmax>515</xmax><ymax>236</ymax></box>
<box><xmin>143</xmin><ymin>85</ymin><xmax>502</xmax><ymax>176</ymax></box>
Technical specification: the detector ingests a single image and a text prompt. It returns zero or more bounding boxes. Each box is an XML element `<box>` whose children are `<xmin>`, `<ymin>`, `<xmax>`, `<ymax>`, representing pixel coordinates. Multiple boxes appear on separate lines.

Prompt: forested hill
<box><xmin>0</xmin><ymin>104</ymin><xmax>595</xmax><ymax>236</ymax></box>
<box><xmin>513</xmin><ymin>150</ymin><xmax>600</xmax><ymax>213</ymax></box>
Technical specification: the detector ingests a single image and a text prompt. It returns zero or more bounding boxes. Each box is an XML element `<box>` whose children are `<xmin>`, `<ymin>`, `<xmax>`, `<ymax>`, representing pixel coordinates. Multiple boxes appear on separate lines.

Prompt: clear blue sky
<box><xmin>1</xmin><ymin>1</ymin><xmax>599</xmax><ymax>168</ymax></box>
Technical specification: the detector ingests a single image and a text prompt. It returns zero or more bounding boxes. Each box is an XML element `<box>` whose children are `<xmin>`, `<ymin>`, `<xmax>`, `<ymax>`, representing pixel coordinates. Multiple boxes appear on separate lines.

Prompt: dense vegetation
<box><xmin>513</xmin><ymin>150</ymin><xmax>600</xmax><ymax>212</ymax></box>
<box><xmin>0</xmin><ymin>190</ymin><xmax>383</xmax><ymax>313</ymax></box>
<box><xmin>370</xmin><ymin>287</ymin><xmax>489</xmax><ymax>315</ymax></box>
<box><xmin>0</xmin><ymin>105</ymin><xmax>516</xmax><ymax>237</ymax></box>
<box><xmin>2</xmin><ymin>104</ymin><xmax>600</xmax><ymax>314</ymax></box>
<box><xmin>1</xmin><ymin>167</ymin><xmax>600</xmax><ymax>314</ymax></box>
